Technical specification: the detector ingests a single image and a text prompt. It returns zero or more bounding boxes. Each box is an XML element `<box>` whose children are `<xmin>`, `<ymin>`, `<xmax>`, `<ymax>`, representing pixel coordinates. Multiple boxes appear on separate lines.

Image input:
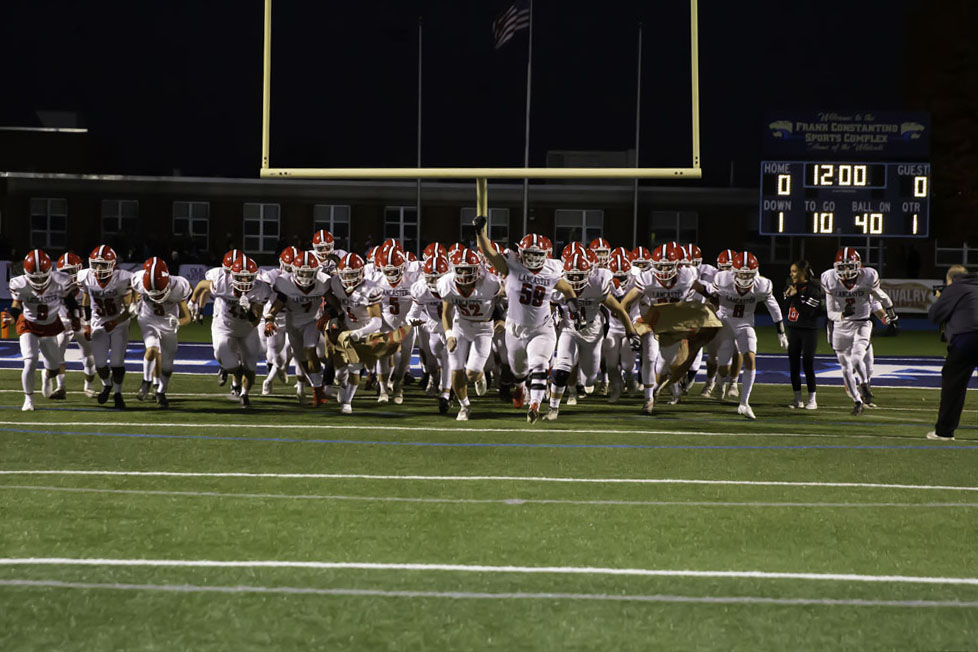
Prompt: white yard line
<box><xmin>0</xmin><ymin>420</ymin><xmax>924</xmax><ymax>442</ymax></box>
<box><xmin>1</xmin><ymin>470</ymin><xmax>977</xmax><ymax>492</ymax></box>
<box><xmin>2</xmin><ymin>558</ymin><xmax>978</xmax><ymax>586</ymax></box>
<box><xmin>1</xmin><ymin>579</ymin><xmax>975</xmax><ymax>608</ymax></box>
<box><xmin>2</xmin><ymin>484</ymin><xmax>977</xmax><ymax>508</ymax></box>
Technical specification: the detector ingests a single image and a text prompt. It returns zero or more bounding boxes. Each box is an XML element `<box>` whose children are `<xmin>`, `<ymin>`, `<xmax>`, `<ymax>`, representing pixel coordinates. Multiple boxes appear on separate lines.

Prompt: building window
<box><xmin>30</xmin><ymin>198</ymin><xmax>67</xmax><ymax>249</ymax></box>
<box><xmin>460</xmin><ymin>208</ymin><xmax>510</xmax><ymax>248</ymax></box>
<box><xmin>243</xmin><ymin>202</ymin><xmax>281</xmax><ymax>253</ymax></box>
<box><xmin>173</xmin><ymin>201</ymin><xmax>210</xmax><ymax>250</ymax></box>
<box><xmin>554</xmin><ymin>209</ymin><xmax>604</xmax><ymax>251</ymax></box>
<box><xmin>313</xmin><ymin>204</ymin><xmax>351</xmax><ymax>251</ymax></box>
<box><xmin>101</xmin><ymin>199</ymin><xmax>139</xmax><ymax>236</ymax></box>
<box><xmin>384</xmin><ymin>206</ymin><xmax>418</xmax><ymax>255</ymax></box>
<box><xmin>649</xmin><ymin>211</ymin><xmax>698</xmax><ymax>246</ymax></box>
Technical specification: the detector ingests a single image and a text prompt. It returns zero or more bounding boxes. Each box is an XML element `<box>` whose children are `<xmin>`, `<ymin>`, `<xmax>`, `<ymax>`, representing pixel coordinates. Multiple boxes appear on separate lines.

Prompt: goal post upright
<box><xmin>258</xmin><ymin>0</ymin><xmax>703</xmax><ymax>191</ymax></box>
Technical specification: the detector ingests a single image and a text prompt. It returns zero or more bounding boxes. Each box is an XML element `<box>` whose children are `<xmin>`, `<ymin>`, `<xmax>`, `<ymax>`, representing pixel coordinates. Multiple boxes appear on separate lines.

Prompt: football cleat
<box><xmin>296</xmin><ymin>381</ymin><xmax>306</xmax><ymax>405</ymax></box>
<box><xmin>805</xmin><ymin>397</ymin><xmax>818</xmax><ymax>410</ymax></box>
<box><xmin>113</xmin><ymin>393</ymin><xmax>126</xmax><ymax>410</ymax></box>
<box><xmin>42</xmin><ymin>377</ymin><xmax>53</xmax><ymax>399</ymax></box>
<box><xmin>392</xmin><ymin>380</ymin><xmax>404</xmax><ymax>405</ymax></box>
<box><xmin>157</xmin><ymin>392</ymin><xmax>169</xmax><ymax>409</ymax></box>
<box><xmin>851</xmin><ymin>402</ymin><xmax>865</xmax><ymax>416</ymax></box>
<box><xmin>137</xmin><ymin>380</ymin><xmax>152</xmax><ymax>401</ymax></box>
<box><xmin>474</xmin><ymin>374</ymin><xmax>487</xmax><ymax>397</ymax></box>
<box><xmin>261</xmin><ymin>377</ymin><xmax>274</xmax><ymax>396</ymax></box>
<box><xmin>608</xmin><ymin>378</ymin><xmax>622</xmax><ymax>403</ymax></box>
<box><xmin>729</xmin><ymin>383</ymin><xmax>740</xmax><ymax>399</ymax></box>
<box><xmin>341</xmin><ymin>403</ymin><xmax>353</xmax><ymax>415</ymax></box>
<box><xmin>22</xmin><ymin>395</ymin><xmax>34</xmax><ymax>412</ymax></box>
<box><xmin>276</xmin><ymin>366</ymin><xmax>288</xmax><ymax>384</ymax></box>
<box><xmin>566</xmin><ymin>390</ymin><xmax>577</xmax><ymax>407</ymax></box>
<box><xmin>737</xmin><ymin>403</ymin><xmax>756</xmax><ymax>420</ymax></box>
<box><xmin>229</xmin><ymin>385</ymin><xmax>241</xmax><ymax>400</ymax></box>
<box><xmin>642</xmin><ymin>399</ymin><xmax>655</xmax><ymax>415</ymax></box>
<box><xmin>597</xmin><ymin>380</ymin><xmax>608</xmax><ymax>396</ymax></box>
<box><xmin>678</xmin><ymin>376</ymin><xmax>691</xmax><ymax>396</ymax></box>
<box><xmin>376</xmin><ymin>391</ymin><xmax>389</xmax><ymax>404</ymax></box>
<box><xmin>720</xmin><ymin>381</ymin><xmax>733</xmax><ymax>401</ymax></box>
<box><xmin>700</xmin><ymin>379</ymin><xmax>716</xmax><ymax>397</ymax></box>
<box><xmin>926</xmin><ymin>431</ymin><xmax>955</xmax><ymax>441</ymax></box>
<box><xmin>512</xmin><ymin>385</ymin><xmax>525</xmax><ymax>409</ymax></box>
<box><xmin>50</xmin><ymin>387</ymin><xmax>66</xmax><ymax>400</ymax></box>
<box><xmin>439</xmin><ymin>396</ymin><xmax>450</xmax><ymax>415</ymax></box>
<box><xmin>218</xmin><ymin>368</ymin><xmax>229</xmax><ymax>386</ymax></box>
<box><xmin>456</xmin><ymin>406</ymin><xmax>470</xmax><ymax>421</ymax></box>
<box><xmin>313</xmin><ymin>386</ymin><xmax>328</xmax><ymax>408</ymax></box>
<box><xmin>97</xmin><ymin>385</ymin><xmax>111</xmax><ymax>405</ymax></box>
<box><xmin>526</xmin><ymin>402</ymin><xmax>540</xmax><ymax>423</ymax></box>
<box><xmin>426</xmin><ymin>377</ymin><xmax>439</xmax><ymax>397</ymax></box>
<box><xmin>543</xmin><ymin>407</ymin><xmax>559</xmax><ymax>422</ymax></box>
<box><xmin>859</xmin><ymin>383</ymin><xmax>876</xmax><ymax>408</ymax></box>
<box><xmin>788</xmin><ymin>399</ymin><xmax>804</xmax><ymax>409</ymax></box>
<box><xmin>240</xmin><ymin>394</ymin><xmax>251</xmax><ymax>408</ymax></box>
<box><xmin>84</xmin><ymin>381</ymin><xmax>96</xmax><ymax>398</ymax></box>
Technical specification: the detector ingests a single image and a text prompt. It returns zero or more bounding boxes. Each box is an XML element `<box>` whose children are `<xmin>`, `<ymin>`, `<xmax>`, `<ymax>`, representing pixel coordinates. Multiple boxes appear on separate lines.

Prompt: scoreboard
<box><xmin>759</xmin><ymin>161</ymin><xmax>930</xmax><ymax>237</ymax></box>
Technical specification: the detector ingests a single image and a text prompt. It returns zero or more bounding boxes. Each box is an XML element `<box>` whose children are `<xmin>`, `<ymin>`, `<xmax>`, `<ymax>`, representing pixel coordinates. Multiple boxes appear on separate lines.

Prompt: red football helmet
<box><xmin>518</xmin><ymin>234</ymin><xmax>550</xmax><ymax>271</ymax></box>
<box><xmin>381</xmin><ymin>238</ymin><xmax>402</xmax><ymax>254</ymax></box>
<box><xmin>292</xmin><ymin>250</ymin><xmax>319</xmax><ymax>288</ymax></box>
<box><xmin>631</xmin><ymin>246</ymin><xmax>651</xmax><ymax>270</ymax></box>
<box><xmin>716</xmin><ymin>249</ymin><xmax>735</xmax><ymax>272</ymax></box>
<box><xmin>312</xmin><ymin>229</ymin><xmax>335</xmax><ymax>261</ymax></box>
<box><xmin>365</xmin><ymin>246</ymin><xmax>379</xmax><ymax>267</ymax></box>
<box><xmin>610</xmin><ymin>246</ymin><xmax>631</xmax><ymax>262</ymax></box>
<box><xmin>452</xmin><ymin>248</ymin><xmax>483</xmax><ymax>288</ymax></box>
<box><xmin>24</xmin><ymin>249</ymin><xmax>53</xmax><ymax>290</ymax></box>
<box><xmin>608</xmin><ymin>254</ymin><xmax>631</xmax><ymax>284</ymax></box>
<box><xmin>338</xmin><ymin>253</ymin><xmax>366</xmax><ymax>291</ymax></box>
<box><xmin>378</xmin><ymin>247</ymin><xmax>406</xmax><ymax>286</ymax></box>
<box><xmin>677</xmin><ymin>244</ymin><xmax>692</xmax><ymax>267</ymax></box>
<box><xmin>686</xmin><ymin>243</ymin><xmax>703</xmax><ymax>267</ymax></box>
<box><xmin>279</xmin><ymin>246</ymin><xmax>301</xmax><ymax>274</ymax></box>
<box><xmin>732</xmin><ymin>251</ymin><xmax>759</xmax><ymax>289</ymax></box>
<box><xmin>89</xmin><ymin>245</ymin><xmax>118</xmax><ymax>281</ymax></box>
<box><xmin>589</xmin><ymin>237</ymin><xmax>611</xmax><ymax>268</ymax></box>
<box><xmin>423</xmin><ymin>242</ymin><xmax>448</xmax><ymax>261</ymax></box>
<box><xmin>447</xmin><ymin>242</ymin><xmax>466</xmax><ymax>260</ymax></box>
<box><xmin>834</xmin><ymin>247</ymin><xmax>861</xmax><ymax>281</ymax></box>
<box><xmin>142</xmin><ymin>257</ymin><xmax>172</xmax><ymax>302</ymax></box>
<box><xmin>650</xmin><ymin>243</ymin><xmax>681</xmax><ymax>282</ymax></box>
<box><xmin>423</xmin><ymin>254</ymin><xmax>451</xmax><ymax>291</ymax></box>
<box><xmin>561</xmin><ymin>242</ymin><xmax>587</xmax><ymax>262</ymax></box>
<box><xmin>230</xmin><ymin>255</ymin><xmax>259</xmax><ymax>293</ymax></box>
<box><xmin>405</xmin><ymin>250</ymin><xmax>418</xmax><ymax>262</ymax></box>
<box><xmin>563</xmin><ymin>250</ymin><xmax>592</xmax><ymax>292</ymax></box>
<box><xmin>222</xmin><ymin>249</ymin><xmax>242</xmax><ymax>273</ymax></box>
<box><xmin>56</xmin><ymin>251</ymin><xmax>83</xmax><ymax>282</ymax></box>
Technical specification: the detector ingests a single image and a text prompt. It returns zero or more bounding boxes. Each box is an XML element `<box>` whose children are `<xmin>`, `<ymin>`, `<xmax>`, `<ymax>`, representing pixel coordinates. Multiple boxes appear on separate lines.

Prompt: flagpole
<box><xmin>632</xmin><ymin>22</ymin><xmax>643</xmax><ymax>249</ymax></box>
<box><xmin>521</xmin><ymin>0</ymin><xmax>534</xmax><ymax>235</ymax></box>
<box><xmin>416</xmin><ymin>16</ymin><xmax>423</xmax><ymax>256</ymax></box>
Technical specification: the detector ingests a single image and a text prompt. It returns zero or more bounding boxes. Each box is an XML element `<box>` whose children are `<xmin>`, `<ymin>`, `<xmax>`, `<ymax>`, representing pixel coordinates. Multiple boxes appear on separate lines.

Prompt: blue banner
<box><xmin>763</xmin><ymin>111</ymin><xmax>930</xmax><ymax>160</ymax></box>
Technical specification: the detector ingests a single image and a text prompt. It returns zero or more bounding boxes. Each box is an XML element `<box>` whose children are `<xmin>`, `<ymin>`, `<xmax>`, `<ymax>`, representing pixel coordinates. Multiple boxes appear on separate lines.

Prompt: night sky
<box><xmin>2</xmin><ymin>0</ymin><xmax>919</xmax><ymax>185</ymax></box>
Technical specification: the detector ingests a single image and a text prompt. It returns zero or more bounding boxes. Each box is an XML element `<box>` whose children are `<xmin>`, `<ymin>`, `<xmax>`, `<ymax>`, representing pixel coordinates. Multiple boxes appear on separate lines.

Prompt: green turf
<box><xmin>1</xmin><ymin>366</ymin><xmax>977</xmax><ymax>650</ymax></box>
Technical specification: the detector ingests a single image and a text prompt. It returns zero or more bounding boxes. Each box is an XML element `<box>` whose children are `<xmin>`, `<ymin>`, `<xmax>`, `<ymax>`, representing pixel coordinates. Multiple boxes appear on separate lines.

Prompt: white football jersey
<box><xmin>273</xmin><ymin>273</ymin><xmax>328</xmax><ymax>327</ymax></box>
<box><xmin>633</xmin><ymin>265</ymin><xmax>697</xmax><ymax>305</ymax></box>
<box><xmin>328</xmin><ymin>274</ymin><xmax>383</xmax><ymax>326</ymax></box>
<box><xmin>258</xmin><ymin>268</ymin><xmax>287</xmax><ymax>326</ymax></box>
<box><xmin>210</xmin><ymin>273</ymin><xmax>271</xmax><ymax>337</ymax></box>
<box><xmin>9</xmin><ymin>271</ymin><xmax>73</xmax><ymax>326</ymax></box>
<box><xmin>696</xmin><ymin>263</ymin><xmax>719</xmax><ymax>285</ymax></box>
<box><xmin>204</xmin><ymin>267</ymin><xmax>227</xmax><ymax>321</ymax></box>
<box><xmin>437</xmin><ymin>273</ymin><xmax>501</xmax><ymax>324</ymax></box>
<box><xmin>407</xmin><ymin>278</ymin><xmax>443</xmax><ymax>331</ymax></box>
<box><xmin>553</xmin><ymin>268</ymin><xmax>613</xmax><ymax>341</ymax></box>
<box><xmin>131</xmin><ymin>274</ymin><xmax>192</xmax><ymax>332</ymax></box>
<box><xmin>606</xmin><ymin>274</ymin><xmax>640</xmax><ymax>336</ymax></box>
<box><xmin>503</xmin><ymin>251</ymin><xmax>563</xmax><ymax>329</ymax></box>
<box><xmin>710</xmin><ymin>271</ymin><xmax>782</xmax><ymax>327</ymax></box>
<box><xmin>77</xmin><ymin>268</ymin><xmax>134</xmax><ymax>328</ymax></box>
<box><xmin>377</xmin><ymin>270</ymin><xmax>419</xmax><ymax>330</ymax></box>
<box><xmin>821</xmin><ymin>267</ymin><xmax>886</xmax><ymax>322</ymax></box>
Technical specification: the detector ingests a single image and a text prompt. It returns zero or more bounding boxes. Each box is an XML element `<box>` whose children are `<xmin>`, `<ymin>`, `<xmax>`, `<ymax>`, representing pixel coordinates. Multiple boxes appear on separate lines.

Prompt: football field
<box><xmin>2</xmin><ymin>332</ymin><xmax>978</xmax><ymax>649</ymax></box>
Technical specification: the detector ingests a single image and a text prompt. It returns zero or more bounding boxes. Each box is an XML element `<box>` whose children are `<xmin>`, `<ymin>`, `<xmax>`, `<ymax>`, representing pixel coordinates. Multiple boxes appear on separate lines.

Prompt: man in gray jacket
<box><xmin>927</xmin><ymin>265</ymin><xmax>978</xmax><ymax>440</ymax></box>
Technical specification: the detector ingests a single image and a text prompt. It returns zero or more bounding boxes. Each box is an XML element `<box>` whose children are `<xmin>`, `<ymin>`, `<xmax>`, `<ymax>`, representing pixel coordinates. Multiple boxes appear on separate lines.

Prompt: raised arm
<box><xmin>473</xmin><ymin>216</ymin><xmax>508</xmax><ymax>276</ymax></box>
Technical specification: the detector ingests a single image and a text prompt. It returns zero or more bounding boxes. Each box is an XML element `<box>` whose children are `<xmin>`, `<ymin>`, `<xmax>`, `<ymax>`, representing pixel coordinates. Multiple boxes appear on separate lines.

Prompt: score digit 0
<box><xmin>855</xmin><ymin>212</ymin><xmax>884</xmax><ymax>234</ymax></box>
<box><xmin>812</xmin><ymin>212</ymin><xmax>834</xmax><ymax>234</ymax></box>
<box><xmin>777</xmin><ymin>174</ymin><xmax>791</xmax><ymax>195</ymax></box>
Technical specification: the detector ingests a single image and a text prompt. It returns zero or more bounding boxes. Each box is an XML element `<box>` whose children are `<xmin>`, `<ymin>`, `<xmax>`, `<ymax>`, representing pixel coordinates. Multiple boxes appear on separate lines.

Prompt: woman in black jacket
<box><xmin>783</xmin><ymin>259</ymin><xmax>823</xmax><ymax>409</ymax></box>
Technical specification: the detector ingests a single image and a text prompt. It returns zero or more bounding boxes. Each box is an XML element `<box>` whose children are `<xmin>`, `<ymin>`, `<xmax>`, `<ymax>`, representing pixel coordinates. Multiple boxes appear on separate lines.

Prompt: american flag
<box><xmin>492</xmin><ymin>0</ymin><xmax>531</xmax><ymax>50</ymax></box>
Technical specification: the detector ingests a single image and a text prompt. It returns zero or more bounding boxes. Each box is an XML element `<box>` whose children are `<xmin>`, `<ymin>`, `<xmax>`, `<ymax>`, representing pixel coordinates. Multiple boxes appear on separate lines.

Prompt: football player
<box><xmin>259</xmin><ymin>246</ymin><xmax>298</xmax><ymax>396</ymax></box>
<box><xmin>545</xmin><ymin>249</ymin><xmax>641</xmax><ymax>421</ymax></box>
<box><xmin>53</xmin><ymin>251</ymin><xmax>97</xmax><ymax>398</ymax></box>
<box><xmin>407</xmin><ymin>254</ymin><xmax>453</xmax><ymax>413</ymax></box>
<box><xmin>76</xmin><ymin>245</ymin><xmax>134</xmax><ymax>409</ymax></box>
<box><xmin>603</xmin><ymin>251</ymin><xmax>640</xmax><ymax>402</ymax></box>
<box><xmin>265</xmin><ymin>250</ymin><xmax>331</xmax><ymax>407</ymax></box>
<box><xmin>475</xmin><ymin>218</ymin><xmax>580</xmax><ymax>423</ymax></box>
<box><xmin>375</xmin><ymin>246</ymin><xmax>418</xmax><ymax>405</ymax></box>
<box><xmin>190</xmin><ymin>248</ymin><xmax>243</xmax><ymax>387</ymax></box>
<box><xmin>821</xmin><ymin>247</ymin><xmax>897</xmax><ymax>415</ymax></box>
<box><xmin>588</xmin><ymin>237</ymin><xmax>612</xmax><ymax>269</ymax></box>
<box><xmin>438</xmin><ymin>248</ymin><xmax>502</xmax><ymax>421</ymax></box>
<box><xmin>4</xmin><ymin>250</ymin><xmax>79</xmax><ymax>411</ymax></box>
<box><xmin>131</xmin><ymin>257</ymin><xmax>192</xmax><ymax>408</ymax></box>
<box><xmin>708</xmin><ymin>251</ymin><xmax>788</xmax><ymax>420</ymax></box>
<box><xmin>701</xmin><ymin>249</ymin><xmax>738</xmax><ymax>398</ymax></box>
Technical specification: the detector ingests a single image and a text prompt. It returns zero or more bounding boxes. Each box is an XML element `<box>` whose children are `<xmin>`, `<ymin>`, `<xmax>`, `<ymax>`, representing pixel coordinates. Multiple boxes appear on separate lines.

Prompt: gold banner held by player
<box><xmin>636</xmin><ymin>301</ymin><xmax>722</xmax><ymax>347</ymax></box>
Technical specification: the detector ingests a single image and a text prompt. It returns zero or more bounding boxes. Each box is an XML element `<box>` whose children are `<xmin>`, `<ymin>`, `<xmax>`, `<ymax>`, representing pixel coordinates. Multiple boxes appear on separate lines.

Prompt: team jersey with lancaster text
<box><xmin>131</xmin><ymin>273</ymin><xmax>192</xmax><ymax>333</ymax></box>
<box><xmin>329</xmin><ymin>275</ymin><xmax>383</xmax><ymax>327</ymax></box>
<box><xmin>633</xmin><ymin>265</ymin><xmax>698</xmax><ymax>306</ymax></box>
<box><xmin>820</xmin><ymin>267</ymin><xmax>885</xmax><ymax>322</ymax></box>
<box><xmin>77</xmin><ymin>268</ymin><xmax>134</xmax><ymax>328</ymax></box>
<box><xmin>9</xmin><ymin>271</ymin><xmax>73</xmax><ymax>326</ymax></box>
<box><xmin>258</xmin><ymin>268</ymin><xmax>287</xmax><ymax>326</ymax></box>
<box><xmin>407</xmin><ymin>278</ymin><xmax>444</xmax><ymax>332</ymax></box>
<box><xmin>552</xmin><ymin>268</ymin><xmax>614</xmax><ymax>341</ymax></box>
<box><xmin>437</xmin><ymin>273</ymin><xmax>501</xmax><ymax>324</ymax></box>
<box><xmin>378</xmin><ymin>268</ymin><xmax>420</xmax><ymax>330</ymax></box>
<box><xmin>709</xmin><ymin>271</ymin><xmax>783</xmax><ymax>327</ymax></box>
<box><xmin>273</xmin><ymin>273</ymin><xmax>329</xmax><ymax>327</ymax></box>
<box><xmin>210</xmin><ymin>273</ymin><xmax>271</xmax><ymax>337</ymax></box>
<box><xmin>503</xmin><ymin>251</ymin><xmax>563</xmax><ymax>329</ymax></box>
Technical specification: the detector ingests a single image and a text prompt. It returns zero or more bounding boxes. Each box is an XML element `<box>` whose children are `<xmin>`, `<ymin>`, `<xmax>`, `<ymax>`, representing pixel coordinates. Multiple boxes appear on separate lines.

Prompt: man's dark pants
<box><xmin>935</xmin><ymin>331</ymin><xmax>978</xmax><ymax>437</ymax></box>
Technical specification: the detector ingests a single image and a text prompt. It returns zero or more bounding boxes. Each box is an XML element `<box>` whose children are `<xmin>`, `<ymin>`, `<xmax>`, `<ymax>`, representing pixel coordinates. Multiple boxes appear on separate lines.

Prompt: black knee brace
<box><xmin>110</xmin><ymin>366</ymin><xmax>125</xmax><ymax>383</ymax></box>
<box><xmin>550</xmin><ymin>368</ymin><xmax>571</xmax><ymax>388</ymax></box>
<box><xmin>530</xmin><ymin>371</ymin><xmax>548</xmax><ymax>391</ymax></box>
